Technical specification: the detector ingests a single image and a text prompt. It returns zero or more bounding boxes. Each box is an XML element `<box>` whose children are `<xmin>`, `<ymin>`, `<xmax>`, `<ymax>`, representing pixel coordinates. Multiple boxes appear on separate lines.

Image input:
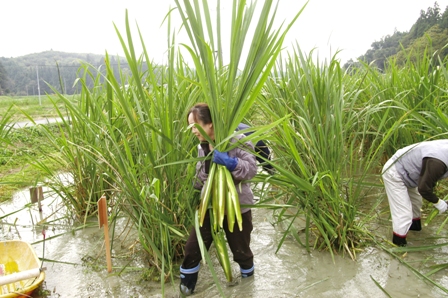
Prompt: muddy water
<box><xmin>1</xmin><ymin>186</ymin><xmax>448</xmax><ymax>297</ymax></box>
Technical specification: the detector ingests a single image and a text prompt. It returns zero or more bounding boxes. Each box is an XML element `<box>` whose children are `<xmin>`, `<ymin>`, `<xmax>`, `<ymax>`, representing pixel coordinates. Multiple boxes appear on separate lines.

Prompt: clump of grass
<box><xmin>257</xmin><ymin>41</ymin><xmax>448</xmax><ymax>260</ymax></box>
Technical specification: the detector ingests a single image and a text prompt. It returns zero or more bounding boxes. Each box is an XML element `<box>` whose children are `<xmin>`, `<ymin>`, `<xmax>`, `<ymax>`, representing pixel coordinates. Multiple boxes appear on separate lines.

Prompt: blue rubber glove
<box><xmin>213</xmin><ymin>150</ymin><xmax>238</xmax><ymax>171</ymax></box>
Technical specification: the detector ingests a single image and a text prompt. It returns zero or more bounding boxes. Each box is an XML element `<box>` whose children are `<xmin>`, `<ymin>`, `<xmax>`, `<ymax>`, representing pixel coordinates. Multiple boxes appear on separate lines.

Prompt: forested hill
<box><xmin>345</xmin><ymin>2</ymin><xmax>448</xmax><ymax>70</ymax></box>
<box><xmin>1</xmin><ymin>3</ymin><xmax>448</xmax><ymax>96</ymax></box>
<box><xmin>0</xmin><ymin>51</ymin><xmax>128</xmax><ymax>96</ymax></box>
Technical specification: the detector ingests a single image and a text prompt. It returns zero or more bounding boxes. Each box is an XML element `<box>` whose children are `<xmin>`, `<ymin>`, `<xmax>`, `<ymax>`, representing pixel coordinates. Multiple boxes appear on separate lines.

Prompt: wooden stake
<box><xmin>30</xmin><ymin>186</ymin><xmax>43</xmax><ymax>212</ymax></box>
<box><xmin>98</xmin><ymin>195</ymin><xmax>112</xmax><ymax>273</ymax></box>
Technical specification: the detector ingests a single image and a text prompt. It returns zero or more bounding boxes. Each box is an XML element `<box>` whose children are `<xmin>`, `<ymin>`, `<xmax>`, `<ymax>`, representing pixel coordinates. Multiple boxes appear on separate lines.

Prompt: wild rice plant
<box><xmin>353</xmin><ymin>47</ymin><xmax>448</xmax><ymax>153</ymax></box>
<box><xmin>258</xmin><ymin>46</ymin><xmax>398</xmax><ymax>259</ymax></box>
<box><xmin>398</xmin><ymin>51</ymin><xmax>448</xmax><ymax>139</ymax></box>
<box><xmin>97</xmin><ymin>16</ymin><xmax>203</xmax><ymax>286</ymax></box>
<box><xmin>32</xmin><ymin>67</ymin><xmax>117</xmax><ymax>222</ymax></box>
<box><xmin>31</xmin><ymin>11</ymin><xmax>205</xmax><ymax>290</ymax></box>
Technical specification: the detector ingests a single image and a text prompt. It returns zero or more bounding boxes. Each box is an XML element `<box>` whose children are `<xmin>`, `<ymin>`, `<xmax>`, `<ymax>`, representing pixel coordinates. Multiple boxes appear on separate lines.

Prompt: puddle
<box><xmin>1</xmin><ymin>185</ymin><xmax>448</xmax><ymax>297</ymax></box>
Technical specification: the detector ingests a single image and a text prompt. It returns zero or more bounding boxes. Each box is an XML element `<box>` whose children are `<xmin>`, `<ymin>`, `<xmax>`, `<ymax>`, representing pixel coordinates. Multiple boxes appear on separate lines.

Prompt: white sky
<box><xmin>2</xmin><ymin>0</ymin><xmax>447</xmax><ymax>64</ymax></box>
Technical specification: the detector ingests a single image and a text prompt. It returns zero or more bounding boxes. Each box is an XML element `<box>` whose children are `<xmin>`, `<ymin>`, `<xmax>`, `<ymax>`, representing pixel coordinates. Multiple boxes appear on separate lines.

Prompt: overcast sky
<box><xmin>2</xmin><ymin>0</ymin><xmax>447</xmax><ymax>64</ymax></box>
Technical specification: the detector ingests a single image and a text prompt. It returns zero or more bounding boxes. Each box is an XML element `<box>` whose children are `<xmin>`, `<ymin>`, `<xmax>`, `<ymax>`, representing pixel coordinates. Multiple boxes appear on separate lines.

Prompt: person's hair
<box><xmin>187</xmin><ymin>103</ymin><xmax>212</xmax><ymax>124</ymax></box>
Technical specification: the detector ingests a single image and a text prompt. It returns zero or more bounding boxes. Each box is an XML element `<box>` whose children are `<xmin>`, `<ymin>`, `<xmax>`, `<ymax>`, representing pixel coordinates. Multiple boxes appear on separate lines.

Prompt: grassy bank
<box><xmin>0</xmin><ymin>123</ymin><xmax>65</xmax><ymax>202</ymax></box>
<box><xmin>0</xmin><ymin>95</ymin><xmax>70</xmax><ymax>122</ymax></box>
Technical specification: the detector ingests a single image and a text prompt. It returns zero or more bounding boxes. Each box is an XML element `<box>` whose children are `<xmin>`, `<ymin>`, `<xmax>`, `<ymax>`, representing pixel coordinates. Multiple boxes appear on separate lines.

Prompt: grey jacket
<box><xmin>393</xmin><ymin>140</ymin><xmax>448</xmax><ymax>189</ymax></box>
<box><xmin>194</xmin><ymin>134</ymin><xmax>257</xmax><ymax>213</ymax></box>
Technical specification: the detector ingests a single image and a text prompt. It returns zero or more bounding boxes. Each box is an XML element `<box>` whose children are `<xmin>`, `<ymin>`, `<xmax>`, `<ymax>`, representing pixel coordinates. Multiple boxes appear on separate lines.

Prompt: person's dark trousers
<box><xmin>409</xmin><ymin>218</ymin><xmax>422</xmax><ymax>231</ymax></box>
<box><xmin>181</xmin><ymin>210</ymin><xmax>254</xmax><ymax>274</ymax></box>
<box><xmin>179</xmin><ymin>265</ymin><xmax>199</xmax><ymax>295</ymax></box>
<box><xmin>223</xmin><ymin>210</ymin><xmax>254</xmax><ymax>269</ymax></box>
<box><xmin>255</xmin><ymin>140</ymin><xmax>274</xmax><ymax>173</ymax></box>
<box><xmin>392</xmin><ymin>233</ymin><xmax>407</xmax><ymax>246</ymax></box>
<box><xmin>182</xmin><ymin>211</ymin><xmax>214</xmax><ymax>270</ymax></box>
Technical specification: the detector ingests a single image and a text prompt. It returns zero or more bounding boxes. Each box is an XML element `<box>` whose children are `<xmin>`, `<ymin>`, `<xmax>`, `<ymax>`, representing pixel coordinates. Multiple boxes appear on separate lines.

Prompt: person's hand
<box><xmin>434</xmin><ymin>199</ymin><xmax>448</xmax><ymax>214</ymax></box>
<box><xmin>212</xmin><ymin>150</ymin><xmax>238</xmax><ymax>171</ymax></box>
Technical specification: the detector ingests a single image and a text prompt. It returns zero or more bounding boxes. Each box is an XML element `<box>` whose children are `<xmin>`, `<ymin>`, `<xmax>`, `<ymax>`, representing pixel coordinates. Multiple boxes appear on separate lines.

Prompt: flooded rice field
<box><xmin>1</xmin><ymin>185</ymin><xmax>448</xmax><ymax>297</ymax></box>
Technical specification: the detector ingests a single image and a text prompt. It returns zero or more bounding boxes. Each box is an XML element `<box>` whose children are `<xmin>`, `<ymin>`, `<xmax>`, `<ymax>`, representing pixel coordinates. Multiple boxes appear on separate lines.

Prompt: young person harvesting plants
<box><xmin>382</xmin><ymin>139</ymin><xmax>448</xmax><ymax>246</ymax></box>
<box><xmin>180</xmin><ymin>103</ymin><xmax>257</xmax><ymax>295</ymax></box>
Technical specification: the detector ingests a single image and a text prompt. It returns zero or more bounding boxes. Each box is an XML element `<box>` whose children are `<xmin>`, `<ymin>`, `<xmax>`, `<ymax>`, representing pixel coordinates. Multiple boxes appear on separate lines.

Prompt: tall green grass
<box><xmin>0</xmin><ymin>95</ymin><xmax>69</xmax><ymax>121</ymax></box>
<box><xmin>353</xmin><ymin>46</ymin><xmax>448</xmax><ymax>152</ymax></box>
<box><xmin>257</xmin><ymin>44</ymin><xmax>448</xmax><ymax>260</ymax></box>
<box><xmin>31</xmin><ymin>12</ymin><xmax>203</xmax><ymax>291</ymax></box>
<box><xmin>258</xmin><ymin>48</ymin><xmax>384</xmax><ymax>259</ymax></box>
<box><xmin>0</xmin><ymin>105</ymin><xmax>13</xmax><ymax>145</ymax></box>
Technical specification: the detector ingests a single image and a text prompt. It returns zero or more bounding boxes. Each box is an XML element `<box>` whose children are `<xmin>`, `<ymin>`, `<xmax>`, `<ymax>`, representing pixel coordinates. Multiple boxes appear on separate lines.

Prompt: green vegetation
<box><xmin>346</xmin><ymin>2</ymin><xmax>448</xmax><ymax>70</ymax></box>
<box><xmin>0</xmin><ymin>124</ymin><xmax>65</xmax><ymax>202</ymax></box>
<box><xmin>0</xmin><ymin>96</ymin><xmax>69</xmax><ymax>202</ymax></box>
<box><xmin>0</xmin><ymin>95</ymin><xmax>69</xmax><ymax>121</ymax></box>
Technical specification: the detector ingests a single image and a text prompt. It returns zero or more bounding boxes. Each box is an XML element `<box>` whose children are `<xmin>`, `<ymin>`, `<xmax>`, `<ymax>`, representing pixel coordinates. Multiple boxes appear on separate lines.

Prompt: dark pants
<box><xmin>255</xmin><ymin>140</ymin><xmax>273</xmax><ymax>172</ymax></box>
<box><xmin>182</xmin><ymin>210</ymin><xmax>254</xmax><ymax>270</ymax></box>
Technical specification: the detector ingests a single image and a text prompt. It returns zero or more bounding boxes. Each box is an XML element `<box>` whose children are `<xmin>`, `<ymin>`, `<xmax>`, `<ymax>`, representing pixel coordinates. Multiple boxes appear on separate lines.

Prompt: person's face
<box><xmin>188</xmin><ymin>113</ymin><xmax>214</xmax><ymax>142</ymax></box>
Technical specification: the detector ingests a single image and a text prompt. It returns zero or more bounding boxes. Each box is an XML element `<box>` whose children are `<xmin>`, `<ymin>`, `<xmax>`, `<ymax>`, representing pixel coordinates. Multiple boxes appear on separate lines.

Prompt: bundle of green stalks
<box><xmin>198</xmin><ymin>163</ymin><xmax>242</xmax><ymax>232</ymax></box>
<box><xmin>174</xmin><ymin>0</ymin><xmax>303</xmax><ymax>283</ymax></box>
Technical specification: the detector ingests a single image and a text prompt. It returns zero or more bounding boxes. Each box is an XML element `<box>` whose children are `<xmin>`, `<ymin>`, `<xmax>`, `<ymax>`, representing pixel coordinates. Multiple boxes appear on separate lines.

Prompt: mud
<box><xmin>1</xmin><ymin>186</ymin><xmax>448</xmax><ymax>298</ymax></box>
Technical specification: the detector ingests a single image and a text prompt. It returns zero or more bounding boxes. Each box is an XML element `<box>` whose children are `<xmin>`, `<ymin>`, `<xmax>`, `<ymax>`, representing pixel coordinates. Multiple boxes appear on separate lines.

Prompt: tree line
<box><xmin>0</xmin><ymin>51</ymin><xmax>131</xmax><ymax>96</ymax></box>
<box><xmin>345</xmin><ymin>2</ymin><xmax>448</xmax><ymax>70</ymax></box>
<box><xmin>1</xmin><ymin>2</ymin><xmax>447</xmax><ymax>96</ymax></box>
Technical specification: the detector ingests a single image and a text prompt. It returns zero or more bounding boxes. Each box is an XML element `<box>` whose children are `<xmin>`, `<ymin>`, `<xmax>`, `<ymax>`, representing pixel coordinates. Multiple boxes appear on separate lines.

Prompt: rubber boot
<box><xmin>409</xmin><ymin>218</ymin><xmax>422</xmax><ymax>231</ymax></box>
<box><xmin>392</xmin><ymin>233</ymin><xmax>407</xmax><ymax>247</ymax></box>
<box><xmin>240</xmin><ymin>265</ymin><xmax>254</xmax><ymax>278</ymax></box>
<box><xmin>180</xmin><ymin>265</ymin><xmax>199</xmax><ymax>296</ymax></box>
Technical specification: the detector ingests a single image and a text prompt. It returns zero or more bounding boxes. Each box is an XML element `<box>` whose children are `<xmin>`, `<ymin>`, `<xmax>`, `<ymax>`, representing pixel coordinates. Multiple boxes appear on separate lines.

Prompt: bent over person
<box><xmin>180</xmin><ymin>103</ymin><xmax>258</xmax><ymax>295</ymax></box>
<box><xmin>382</xmin><ymin>140</ymin><xmax>448</xmax><ymax>246</ymax></box>
<box><xmin>236</xmin><ymin>123</ymin><xmax>274</xmax><ymax>174</ymax></box>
